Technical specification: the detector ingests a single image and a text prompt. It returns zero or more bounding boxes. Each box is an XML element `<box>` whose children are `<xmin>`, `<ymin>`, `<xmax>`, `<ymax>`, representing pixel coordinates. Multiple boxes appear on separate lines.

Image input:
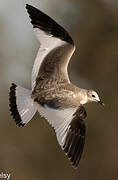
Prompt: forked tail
<box><xmin>9</xmin><ymin>83</ymin><xmax>37</xmax><ymax>127</ymax></box>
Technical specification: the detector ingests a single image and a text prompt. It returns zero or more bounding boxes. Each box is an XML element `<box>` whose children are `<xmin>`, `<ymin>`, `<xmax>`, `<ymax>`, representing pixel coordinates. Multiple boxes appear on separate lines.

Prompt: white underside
<box><xmin>37</xmin><ymin>104</ymin><xmax>77</xmax><ymax>148</ymax></box>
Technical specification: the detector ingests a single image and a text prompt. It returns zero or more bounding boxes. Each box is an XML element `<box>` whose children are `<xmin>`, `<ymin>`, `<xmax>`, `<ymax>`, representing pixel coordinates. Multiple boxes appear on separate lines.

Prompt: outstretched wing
<box><xmin>26</xmin><ymin>4</ymin><xmax>75</xmax><ymax>90</ymax></box>
<box><xmin>37</xmin><ymin>101</ymin><xmax>87</xmax><ymax>169</ymax></box>
<box><xmin>63</xmin><ymin>107</ymin><xmax>86</xmax><ymax>168</ymax></box>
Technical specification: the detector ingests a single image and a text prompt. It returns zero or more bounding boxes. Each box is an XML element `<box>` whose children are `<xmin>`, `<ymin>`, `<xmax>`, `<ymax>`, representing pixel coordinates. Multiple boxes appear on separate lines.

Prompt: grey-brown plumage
<box><xmin>9</xmin><ymin>4</ymin><xmax>104</xmax><ymax>169</ymax></box>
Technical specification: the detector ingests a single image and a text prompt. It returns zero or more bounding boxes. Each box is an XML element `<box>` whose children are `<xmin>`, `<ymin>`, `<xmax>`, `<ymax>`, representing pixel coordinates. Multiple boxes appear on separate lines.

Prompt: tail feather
<box><xmin>9</xmin><ymin>83</ymin><xmax>37</xmax><ymax>127</ymax></box>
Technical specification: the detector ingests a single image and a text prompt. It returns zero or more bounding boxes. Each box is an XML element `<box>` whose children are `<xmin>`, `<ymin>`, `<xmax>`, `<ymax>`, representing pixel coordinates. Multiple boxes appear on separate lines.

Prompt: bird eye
<box><xmin>92</xmin><ymin>95</ymin><xmax>95</xmax><ymax>98</ymax></box>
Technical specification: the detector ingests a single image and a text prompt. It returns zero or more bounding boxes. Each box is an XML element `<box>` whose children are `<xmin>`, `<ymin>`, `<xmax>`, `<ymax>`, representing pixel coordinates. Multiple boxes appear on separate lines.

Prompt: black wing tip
<box><xmin>26</xmin><ymin>4</ymin><xmax>37</xmax><ymax>11</ymax></box>
<box><xmin>63</xmin><ymin>132</ymin><xmax>85</xmax><ymax>169</ymax></box>
<box><xmin>9</xmin><ymin>83</ymin><xmax>25</xmax><ymax>127</ymax></box>
<box><xmin>26</xmin><ymin>4</ymin><xmax>29</xmax><ymax>8</ymax></box>
<box><xmin>63</xmin><ymin>107</ymin><xmax>86</xmax><ymax>169</ymax></box>
<box><xmin>26</xmin><ymin>4</ymin><xmax>32</xmax><ymax>8</ymax></box>
<box><xmin>25</xmin><ymin>4</ymin><xmax>74</xmax><ymax>45</ymax></box>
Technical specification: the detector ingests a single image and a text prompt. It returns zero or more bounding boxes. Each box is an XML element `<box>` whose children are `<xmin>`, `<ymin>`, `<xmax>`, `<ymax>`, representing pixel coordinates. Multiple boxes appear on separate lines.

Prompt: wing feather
<box><xmin>37</xmin><ymin>103</ymin><xmax>86</xmax><ymax>169</ymax></box>
<box><xmin>26</xmin><ymin>4</ymin><xmax>75</xmax><ymax>90</ymax></box>
<box><xmin>26</xmin><ymin>4</ymin><xmax>74</xmax><ymax>44</ymax></box>
<box><xmin>31</xmin><ymin>28</ymin><xmax>65</xmax><ymax>89</ymax></box>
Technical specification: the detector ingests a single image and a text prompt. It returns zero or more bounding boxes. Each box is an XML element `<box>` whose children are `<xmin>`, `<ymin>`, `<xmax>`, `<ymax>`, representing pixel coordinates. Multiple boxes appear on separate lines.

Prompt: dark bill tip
<box><xmin>98</xmin><ymin>101</ymin><xmax>105</xmax><ymax>106</ymax></box>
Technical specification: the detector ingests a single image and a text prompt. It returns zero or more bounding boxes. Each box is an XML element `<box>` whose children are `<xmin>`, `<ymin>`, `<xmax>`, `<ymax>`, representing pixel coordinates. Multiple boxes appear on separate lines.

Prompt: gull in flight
<box><xmin>9</xmin><ymin>4</ymin><xmax>105</xmax><ymax>168</ymax></box>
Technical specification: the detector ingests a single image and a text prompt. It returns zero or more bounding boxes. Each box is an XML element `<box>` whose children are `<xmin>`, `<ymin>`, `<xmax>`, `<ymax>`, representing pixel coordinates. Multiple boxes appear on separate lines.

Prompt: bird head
<box><xmin>87</xmin><ymin>90</ymin><xmax>105</xmax><ymax>106</ymax></box>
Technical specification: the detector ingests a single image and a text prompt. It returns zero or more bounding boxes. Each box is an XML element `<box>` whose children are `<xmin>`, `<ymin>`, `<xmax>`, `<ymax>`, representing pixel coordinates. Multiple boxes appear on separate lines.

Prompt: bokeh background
<box><xmin>0</xmin><ymin>0</ymin><xmax>118</xmax><ymax>179</ymax></box>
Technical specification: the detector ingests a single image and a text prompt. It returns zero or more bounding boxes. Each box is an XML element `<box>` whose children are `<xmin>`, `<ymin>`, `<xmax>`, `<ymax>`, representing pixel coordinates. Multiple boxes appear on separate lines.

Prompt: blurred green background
<box><xmin>0</xmin><ymin>0</ymin><xmax>118</xmax><ymax>179</ymax></box>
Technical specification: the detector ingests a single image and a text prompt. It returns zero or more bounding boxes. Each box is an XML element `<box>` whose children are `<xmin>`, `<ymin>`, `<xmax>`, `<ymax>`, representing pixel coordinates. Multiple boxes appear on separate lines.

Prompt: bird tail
<box><xmin>9</xmin><ymin>83</ymin><xmax>37</xmax><ymax>127</ymax></box>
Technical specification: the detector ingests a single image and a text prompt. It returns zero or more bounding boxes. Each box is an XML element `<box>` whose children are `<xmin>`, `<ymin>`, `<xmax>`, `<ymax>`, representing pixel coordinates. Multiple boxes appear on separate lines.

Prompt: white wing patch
<box><xmin>37</xmin><ymin>104</ymin><xmax>77</xmax><ymax>147</ymax></box>
<box><xmin>16</xmin><ymin>86</ymin><xmax>37</xmax><ymax>125</ymax></box>
<box><xmin>31</xmin><ymin>28</ymin><xmax>66</xmax><ymax>90</ymax></box>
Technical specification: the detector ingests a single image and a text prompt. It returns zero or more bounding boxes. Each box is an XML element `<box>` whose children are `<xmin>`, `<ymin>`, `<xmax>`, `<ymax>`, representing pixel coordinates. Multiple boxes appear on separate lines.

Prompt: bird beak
<box><xmin>98</xmin><ymin>100</ymin><xmax>105</xmax><ymax>106</ymax></box>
